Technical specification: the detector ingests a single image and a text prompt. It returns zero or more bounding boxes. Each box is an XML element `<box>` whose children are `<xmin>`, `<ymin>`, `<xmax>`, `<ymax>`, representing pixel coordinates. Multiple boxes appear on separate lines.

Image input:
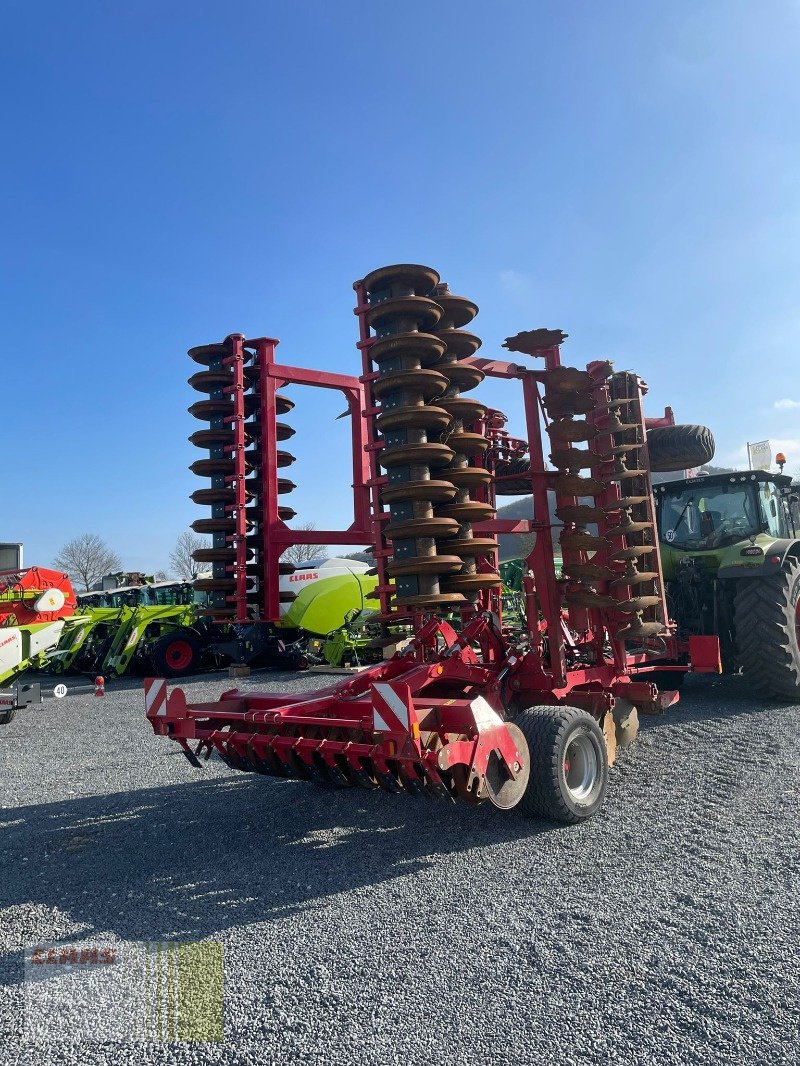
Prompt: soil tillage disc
<box><xmin>483</xmin><ymin>722</ymin><xmax>530</xmax><ymax>811</ymax></box>
<box><xmin>188</xmin><ymin>342</ymin><xmax>232</xmax><ymax>366</ymax></box>
<box><xmin>609</xmin><ymin>566</ymin><xmax>660</xmax><ymax>588</ymax></box>
<box><xmin>192</xmin><ymin>517</ymin><xmax>240</xmax><ymax>535</ymax></box>
<box><xmin>189</xmin><ymin>369</ymin><xmax>236</xmax><ymax>393</ymax></box>
<box><xmin>565</xmin><ymin>588</ymin><xmax>617</xmax><ymax>609</ymax></box>
<box><xmin>603</xmin><ymin>496</ymin><xmax>650</xmax><ymax>511</ymax></box>
<box><xmin>361</xmin><ymin>263</ymin><xmax>440</xmax><ymax>295</ymax></box>
<box><xmin>556</xmin><ymin>504</ymin><xmax>605</xmax><ymax>525</ymax></box>
<box><xmin>502</xmin><ymin>328</ymin><xmax>569</xmax><ymax>355</ymax></box>
<box><xmin>543</xmin><ymin>366</ymin><xmax>593</xmax><ymax>396</ymax></box>
<box><xmin>549</xmin><ymin>447</ymin><xmax>602</xmax><ymax>470</ymax></box>
<box><xmin>561</xmin><ymin>562</ymin><xmax>615</xmax><ymax>582</ymax></box>
<box><xmin>547</xmin><ymin>419</ymin><xmax>597</xmax><ymax>444</ymax></box>
<box><xmin>365</xmin><ymin>296</ymin><xmax>443</xmax><ymax>332</ymax></box>
<box><xmin>433</xmin><ymin>292</ymin><xmax>479</xmax><ymax>329</ymax></box>
<box><xmin>369</xmin><ymin>333</ymin><xmax>447</xmax><ymax>369</ymax></box>
<box><xmin>445</xmin><ymin>538</ymin><xmax>498</xmax><ymax>557</ymax></box>
<box><xmin>615</xmin><ymin>618</ymin><xmax>666</xmax><ymax>640</ymax></box>
<box><xmin>193</xmin><ymin>547</ymin><xmax>255</xmax><ymax>564</ymax></box>
<box><xmin>544</xmin><ymin>394</ymin><xmax>595</xmax><ymax>419</ymax></box>
<box><xmin>610</xmin><ymin>596</ymin><xmax>662</xmax><ymax>614</ymax></box>
<box><xmin>371</xmin><ymin>368</ymin><xmax>448</xmax><ymax>402</ymax></box>
<box><xmin>608</xmin><ymin>545</ymin><xmax>656</xmax><ymax>561</ymax></box>
<box><xmin>188</xmin><ymin>395</ymin><xmax>260</xmax><ymax>421</ymax></box>
<box><xmin>436</xmin><ymin>330</ymin><xmax>482</xmax><ymax>360</ymax></box>
<box><xmin>556</xmin><ymin>473</ymin><xmax>604</xmax><ymax>496</ymax></box>
<box><xmin>440</xmin><ymin>362</ymin><xmax>484</xmax><ymax>391</ymax></box>
<box><xmin>560</xmin><ymin>530</ymin><xmax>608</xmax><ymax>552</ymax></box>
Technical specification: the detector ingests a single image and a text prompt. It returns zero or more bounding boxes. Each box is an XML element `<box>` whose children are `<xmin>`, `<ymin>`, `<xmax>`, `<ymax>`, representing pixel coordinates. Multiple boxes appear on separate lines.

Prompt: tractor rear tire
<box><xmin>734</xmin><ymin>558</ymin><xmax>800</xmax><ymax>701</ymax></box>
<box><xmin>514</xmin><ymin>706</ymin><xmax>608</xmax><ymax>823</ymax></box>
<box><xmin>149</xmin><ymin>630</ymin><xmax>203</xmax><ymax>679</ymax></box>
<box><xmin>647</xmin><ymin>424</ymin><xmax>715</xmax><ymax>471</ymax></box>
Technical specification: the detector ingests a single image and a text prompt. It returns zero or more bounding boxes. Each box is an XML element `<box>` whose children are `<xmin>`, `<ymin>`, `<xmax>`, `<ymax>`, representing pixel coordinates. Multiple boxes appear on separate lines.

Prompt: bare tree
<box><xmin>53</xmin><ymin>534</ymin><xmax>122</xmax><ymax>591</ymax></box>
<box><xmin>170</xmin><ymin>531</ymin><xmax>210</xmax><ymax>579</ymax></box>
<box><xmin>281</xmin><ymin>522</ymin><xmax>328</xmax><ymax>565</ymax></box>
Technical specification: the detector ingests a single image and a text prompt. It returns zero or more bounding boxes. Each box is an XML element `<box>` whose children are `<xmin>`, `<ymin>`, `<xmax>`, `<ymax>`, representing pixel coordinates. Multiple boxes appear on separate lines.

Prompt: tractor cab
<box><xmin>655</xmin><ymin>471</ymin><xmax>796</xmax><ymax>574</ymax></box>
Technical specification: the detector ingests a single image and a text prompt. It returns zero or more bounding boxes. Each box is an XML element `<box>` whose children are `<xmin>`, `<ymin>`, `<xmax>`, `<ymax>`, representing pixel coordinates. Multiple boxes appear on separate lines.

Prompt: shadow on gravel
<box><xmin>1</xmin><ymin>771</ymin><xmax>553</xmax><ymax>982</ymax></box>
<box><xmin>642</xmin><ymin>673</ymin><xmax>797</xmax><ymax>730</ymax></box>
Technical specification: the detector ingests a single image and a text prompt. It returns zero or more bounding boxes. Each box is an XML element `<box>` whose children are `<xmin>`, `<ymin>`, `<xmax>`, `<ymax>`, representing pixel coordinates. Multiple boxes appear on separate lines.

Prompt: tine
<box><xmin>254</xmin><ymin>741</ymin><xmax>289</xmax><ymax>777</ymax></box>
<box><xmin>395</xmin><ymin>761</ymin><xmax>427</xmax><ymax>797</ymax></box>
<box><xmin>224</xmin><ymin>741</ymin><xmax>252</xmax><ymax>773</ymax></box>
<box><xmin>270</xmin><ymin>744</ymin><xmax>299</xmax><ymax>777</ymax></box>
<box><xmin>345</xmin><ymin>757</ymin><xmax>380</xmax><ymax>790</ymax></box>
<box><xmin>317</xmin><ymin>753</ymin><xmax>352</xmax><ymax>788</ymax></box>
<box><xmin>289</xmin><ymin>749</ymin><xmax>321</xmax><ymax>782</ymax></box>
<box><xmin>370</xmin><ymin>757</ymin><xmax>404</xmax><ymax>793</ymax></box>
<box><xmin>180</xmin><ymin>744</ymin><xmax>203</xmax><ymax>770</ymax></box>
<box><xmin>419</xmin><ymin>763</ymin><xmax>456</xmax><ymax>802</ymax></box>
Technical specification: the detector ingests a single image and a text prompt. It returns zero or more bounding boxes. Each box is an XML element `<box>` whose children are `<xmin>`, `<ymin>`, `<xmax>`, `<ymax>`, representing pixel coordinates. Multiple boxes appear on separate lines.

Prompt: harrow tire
<box><xmin>495</xmin><ymin>456</ymin><xmax>533</xmax><ymax>495</ymax></box>
<box><xmin>647</xmin><ymin>424</ymin><xmax>715</xmax><ymax>472</ymax></box>
<box><xmin>149</xmin><ymin>630</ymin><xmax>203</xmax><ymax>679</ymax></box>
<box><xmin>734</xmin><ymin>557</ymin><xmax>800</xmax><ymax>701</ymax></box>
<box><xmin>514</xmin><ymin>705</ymin><xmax>608</xmax><ymax>823</ymax></box>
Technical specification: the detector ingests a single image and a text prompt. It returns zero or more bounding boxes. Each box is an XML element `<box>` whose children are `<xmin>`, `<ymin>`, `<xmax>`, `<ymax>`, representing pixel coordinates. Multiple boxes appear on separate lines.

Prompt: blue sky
<box><xmin>3</xmin><ymin>1</ymin><xmax>799</xmax><ymax>573</ymax></box>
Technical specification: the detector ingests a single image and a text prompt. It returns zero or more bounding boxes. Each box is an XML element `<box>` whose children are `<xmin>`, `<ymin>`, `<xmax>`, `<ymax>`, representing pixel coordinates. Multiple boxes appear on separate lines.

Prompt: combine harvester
<box><xmin>0</xmin><ymin>567</ymin><xmax>76</xmax><ymax>722</ymax></box>
<box><xmin>146</xmin><ymin>264</ymin><xmax>720</xmax><ymax>822</ymax></box>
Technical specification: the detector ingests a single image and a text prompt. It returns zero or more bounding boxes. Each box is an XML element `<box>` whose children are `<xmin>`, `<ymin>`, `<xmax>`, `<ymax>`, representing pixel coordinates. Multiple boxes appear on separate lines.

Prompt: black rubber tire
<box><xmin>495</xmin><ymin>456</ymin><xmax>533</xmax><ymax>495</ymax></box>
<box><xmin>647</xmin><ymin>424</ymin><xmax>715</xmax><ymax>472</ymax></box>
<box><xmin>0</xmin><ymin>707</ymin><xmax>16</xmax><ymax>725</ymax></box>
<box><xmin>149</xmin><ymin>630</ymin><xmax>203</xmax><ymax>678</ymax></box>
<box><xmin>514</xmin><ymin>705</ymin><xmax>608</xmax><ymax>823</ymax></box>
<box><xmin>734</xmin><ymin>557</ymin><xmax>800</xmax><ymax>701</ymax></box>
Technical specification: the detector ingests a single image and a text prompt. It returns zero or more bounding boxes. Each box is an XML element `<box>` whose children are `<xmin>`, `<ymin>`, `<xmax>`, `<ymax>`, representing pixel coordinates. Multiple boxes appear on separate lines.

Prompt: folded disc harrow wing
<box><xmin>147</xmin><ymin>264</ymin><xmax>720</xmax><ymax>821</ymax></box>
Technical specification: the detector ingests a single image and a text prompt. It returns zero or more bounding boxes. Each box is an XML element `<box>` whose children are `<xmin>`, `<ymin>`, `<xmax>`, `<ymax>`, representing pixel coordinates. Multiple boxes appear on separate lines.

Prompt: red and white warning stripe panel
<box><xmin>144</xmin><ymin>678</ymin><xmax>167</xmax><ymax>718</ymax></box>
<box><xmin>371</xmin><ymin>682</ymin><xmax>416</xmax><ymax>734</ymax></box>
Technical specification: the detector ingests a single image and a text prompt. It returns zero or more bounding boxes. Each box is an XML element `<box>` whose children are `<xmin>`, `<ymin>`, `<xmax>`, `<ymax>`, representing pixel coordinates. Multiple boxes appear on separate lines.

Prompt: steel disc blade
<box><xmin>484</xmin><ymin>724</ymin><xmax>531</xmax><ymax>811</ymax></box>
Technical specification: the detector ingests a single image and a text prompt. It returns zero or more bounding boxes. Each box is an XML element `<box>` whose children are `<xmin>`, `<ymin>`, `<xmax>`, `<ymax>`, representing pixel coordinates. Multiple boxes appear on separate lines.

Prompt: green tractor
<box><xmin>50</xmin><ymin>579</ymin><xmax>215</xmax><ymax>679</ymax></box>
<box><xmin>654</xmin><ymin>470</ymin><xmax>800</xmax><ymax>700</ymax></box>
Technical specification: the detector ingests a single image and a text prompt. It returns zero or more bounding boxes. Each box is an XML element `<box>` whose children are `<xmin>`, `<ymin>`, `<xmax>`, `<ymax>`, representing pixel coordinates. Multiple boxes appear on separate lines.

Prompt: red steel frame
<box><xmin>227</xmin><ymin>338</ymin><xmax>373</xmax><ymax>623</ymax></box>
<box><xmin>149</xmin><ymin>326</ymin><xmax>721</xmax><ymax>799</ymax></box>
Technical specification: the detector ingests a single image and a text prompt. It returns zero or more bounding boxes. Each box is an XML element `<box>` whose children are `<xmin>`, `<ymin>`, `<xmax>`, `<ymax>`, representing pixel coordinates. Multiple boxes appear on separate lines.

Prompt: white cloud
<box><xmin>774</xmin><ymin>398</ymin><xmax>800</xmax><ymax>410</ymax></box>
<box><xmin>499</xmin><ymin>269</ymin><xmax>533</xmax><ymax>296</ymax></box>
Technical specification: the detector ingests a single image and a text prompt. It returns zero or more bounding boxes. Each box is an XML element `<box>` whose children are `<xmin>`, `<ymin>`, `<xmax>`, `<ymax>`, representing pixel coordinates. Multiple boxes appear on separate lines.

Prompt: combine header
<box><xmin>147</xmin><ymin>264</ymin><xmax>719</xmax><ymax>821</ymax></box>
<box><xmin>0</xmin><ymin>567</ymin><xmax>76</xmax><ymax>709</ymax></box>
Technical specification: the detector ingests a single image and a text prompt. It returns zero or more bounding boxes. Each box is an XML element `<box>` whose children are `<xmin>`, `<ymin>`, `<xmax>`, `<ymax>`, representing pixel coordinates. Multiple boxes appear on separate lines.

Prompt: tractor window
<box><xmin>660</xmin><ymin>483</ymin><xmax>761</xmax><ymax>549</ymax></box>
<box><xmin>758</xmin><ymin>483</ymin><xmax>788</xmax><ymax>538</ymax></box>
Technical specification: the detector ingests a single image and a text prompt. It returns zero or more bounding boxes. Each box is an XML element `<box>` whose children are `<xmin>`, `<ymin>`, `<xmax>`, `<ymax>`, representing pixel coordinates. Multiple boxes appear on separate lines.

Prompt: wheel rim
<box><xmin>166</xmin><ymin>639</ymin><xmax>193</xmax><ymax>671</ymax></box>
<box><xmin>563</xmin><ymin>732</ymin><xmax>600</xmax><ymax>801</ymax></box>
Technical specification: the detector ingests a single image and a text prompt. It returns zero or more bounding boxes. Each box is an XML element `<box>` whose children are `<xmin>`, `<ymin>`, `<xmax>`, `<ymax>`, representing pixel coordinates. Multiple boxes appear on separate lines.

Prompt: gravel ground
<box><xmin>1</xmin><ymin>668</ymin><xmax>798</xmax><ymax>1065</ymax></box>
